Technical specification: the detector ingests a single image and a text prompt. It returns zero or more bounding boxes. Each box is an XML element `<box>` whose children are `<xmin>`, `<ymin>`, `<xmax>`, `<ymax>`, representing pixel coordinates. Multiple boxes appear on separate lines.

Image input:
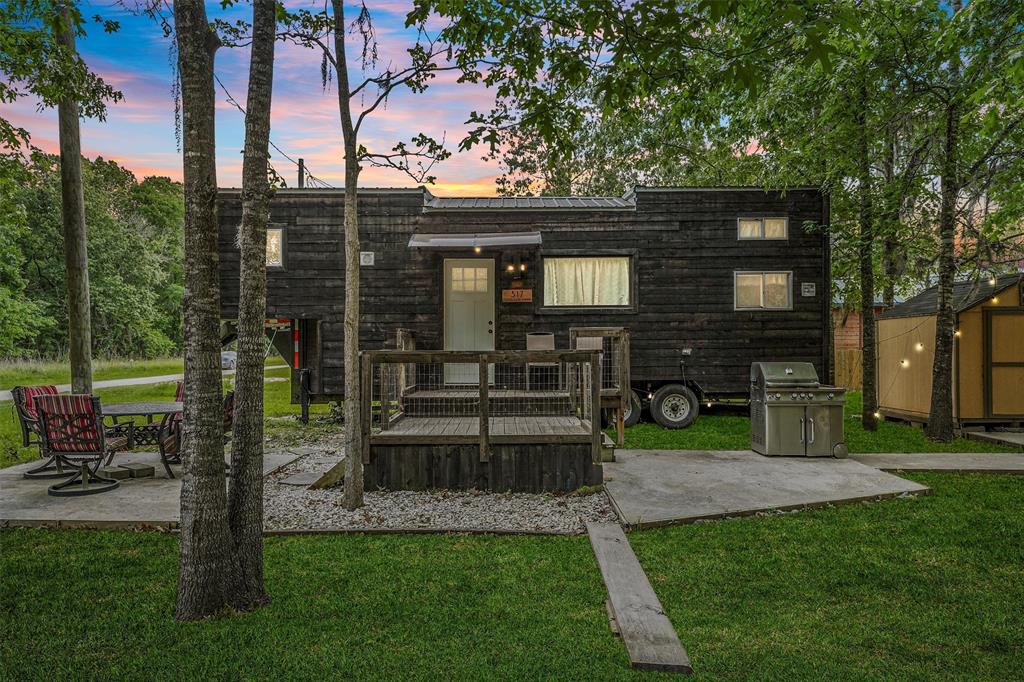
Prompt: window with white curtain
<box><xmin>737</xmin><ymin>217</ymin><xmax>788</xmax><ymax>240</ymax></box>
<box><xmin>266</xmin><ymin>228</ymin><xmax>284</xmax><ymax>267</ymax></box>
<box><xmin>734</xmin><ymin>271</ymin><xmax>792</xmax><ymax>310</ymax></box>
<box><xmin>543</xmin><ymin>256</ymin><xmax>631</xmax><ymax>307</ymax></box>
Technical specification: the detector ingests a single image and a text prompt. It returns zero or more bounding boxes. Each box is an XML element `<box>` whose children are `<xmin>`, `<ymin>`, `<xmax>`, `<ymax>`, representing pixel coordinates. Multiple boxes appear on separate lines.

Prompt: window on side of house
<box><xmin>737</xmin><ymin>217</ymin><xmax>788</xmax><ymax>240</ymax></box>
<box><xmin>543</xmin><ymin>256</ymin><xmax>631</xmax><ymax>307</ymax></box>
<box><xmin>266</xmin><ymin>228</ymin><xmax>284</xmax><ymax>268</ymax></box>
<box><xmin>734</xmin><ymin>271</ymin><xmax>792</xmax><ymax>310</ymax></box>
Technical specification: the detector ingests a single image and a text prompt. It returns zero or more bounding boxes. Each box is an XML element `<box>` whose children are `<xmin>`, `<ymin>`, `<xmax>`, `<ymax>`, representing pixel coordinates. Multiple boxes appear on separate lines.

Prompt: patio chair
<box><xmin>12</xmin><ymin>385</ymin><xmax>64</xmax><ymax>478</ymax></box>
<box><xmin>35</xmin><ymin>394</ymin><xmax>128</xmax><ymax>496</ymax></box>
<box><xmin>525</xmin><ymin>332</ymin><xmax>560</xmax><ymax>390</ymax></box>
<box><xmin>175</xmin><ymin>380</ymin><xmax>185</xmax><ymax>402</ymax></box>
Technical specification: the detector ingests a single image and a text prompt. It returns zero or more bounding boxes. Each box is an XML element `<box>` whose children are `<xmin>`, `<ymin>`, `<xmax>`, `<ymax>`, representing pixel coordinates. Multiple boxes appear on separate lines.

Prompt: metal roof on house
<box><xmin>879</xmin><ymin>274</ymin><xmax>1021</xmax><ymax>319</ymax></box>
<box><xmin>422</xmin><ymin>194</ymin><xmax>635</xmax><ymax>211</ymax></box>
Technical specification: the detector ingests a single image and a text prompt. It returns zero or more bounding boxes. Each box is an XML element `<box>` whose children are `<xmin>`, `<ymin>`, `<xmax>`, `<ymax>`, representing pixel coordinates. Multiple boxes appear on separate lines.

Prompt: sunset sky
<box><xmin>11</xmin><ymin>1</ymin><xmax>505</xmax><ymax>195</ymax></box>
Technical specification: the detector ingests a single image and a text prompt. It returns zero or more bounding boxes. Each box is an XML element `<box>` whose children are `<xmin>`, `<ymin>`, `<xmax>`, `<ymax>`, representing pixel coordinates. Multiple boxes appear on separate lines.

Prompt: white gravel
<box><xmin>263</xmin><ymin>451</ymin><xmax>618</xmax><ymax>534</ymax></box>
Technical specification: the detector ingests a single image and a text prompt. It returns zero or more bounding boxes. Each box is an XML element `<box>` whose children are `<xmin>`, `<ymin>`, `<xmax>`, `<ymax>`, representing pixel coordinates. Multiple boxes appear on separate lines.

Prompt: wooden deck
<box><xmin>373</xmin><ymin>415</ymin><xmax>592</xmax><ymax>444</ymax></box>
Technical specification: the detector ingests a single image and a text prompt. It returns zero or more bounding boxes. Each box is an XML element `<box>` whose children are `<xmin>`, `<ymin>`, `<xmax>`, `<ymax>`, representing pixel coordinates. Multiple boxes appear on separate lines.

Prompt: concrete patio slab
<box><xmin>851</xmin><ymin>452</ymin><xmax>1024</xmax><ymax>473</ymax></box>
<box><xmin>966</xmin><ymin>431</ymin><xmax>1024</xmax><ymax>451</ymax></box>
<box><xmin>603</xmin><ymin>450</ymin><xmax>930</xmax><ymax>529</ymax></box>
<box><xmin>0</xmin><ymin>450</ymin><xmax>301</xmax><ymax>529</ymax></box>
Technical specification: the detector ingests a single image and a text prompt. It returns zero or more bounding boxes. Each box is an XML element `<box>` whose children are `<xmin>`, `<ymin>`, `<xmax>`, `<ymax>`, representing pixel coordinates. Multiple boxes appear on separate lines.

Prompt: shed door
<box><xmin>986</xmin><ymin>310</ymin><xmax>1024</xmax><ymax>417</ymax></box>
<box><xmin>443</xmin><ymin>259</ymin><xmax>494</xmax><ymax>384</ymax></box>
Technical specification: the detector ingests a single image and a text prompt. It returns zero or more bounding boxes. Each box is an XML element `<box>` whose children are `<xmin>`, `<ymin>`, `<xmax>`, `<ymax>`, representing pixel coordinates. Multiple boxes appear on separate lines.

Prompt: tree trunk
<box><xmin>881</xmin><ymin>123</ymin><xmax>899</xmax><ymax>309</ymax></box>
<box><xmin>856</xmin><ymin>79</ymin><xmax>878</xmax><ymax>431</ymax></box>
<box><xmin>925</xmin><ymin>53</ymin><xmax>960</xmax><ymax>442</ymax></box>
<box><xmin>55</xmin><ymin>5</ymin><xmax>92</xmax><ymax>394</ymax></box>
<box><xmin>227</xmin><ymin>0</ymin><xmax>275</xmax><ymax>610</ymax></box>
<box><xmin>173</xmin><ymin>0</ymin><xmax>238</xmax><ymax>621</ymax></box>
<box><xmin>311</xmin><ymin>0</ymin><xmax>364</xmax><ymax>507</ymax></box>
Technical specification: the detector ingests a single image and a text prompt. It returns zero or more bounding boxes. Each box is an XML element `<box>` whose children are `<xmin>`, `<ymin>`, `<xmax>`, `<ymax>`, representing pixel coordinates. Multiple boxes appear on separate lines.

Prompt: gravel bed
<box><xmin>264</xmin><ymin>452</ymin><xmax>618</xmax><ymax>535</ymax></box>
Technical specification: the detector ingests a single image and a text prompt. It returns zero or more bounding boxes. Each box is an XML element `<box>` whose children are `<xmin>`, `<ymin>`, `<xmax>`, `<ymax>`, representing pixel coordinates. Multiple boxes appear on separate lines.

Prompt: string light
<box><xmin>954</xmin><ymin>329</ymin><xmax>961</xmax><ymax>337</ymax></box>
<box><xmin>473</xmin><ymin>246</ymin><xmax>482</xmax><ymax>254</ymax></box>
<box><xmin>915</xmin><ymin>342</ymin><xmax>924</xmax><ymax>352</ymax></box>
<box><xmin>990</xmin><ymin>276</ymin><xmax>997</xmax><ymax>286</ymax></box>
<box><xmin>992</xmin><ymin>296</ymin><xmax>999</xmax><ymax>304</ymax></box>
<box><xmin>506</xmin><ymin>264</ymin><xmax>515</xmax><ymax>273</ymax></box>
<box><xmin>900</xmin><ymin>359</ymin><xmax>909</xmax><ymax>368</ymax></box>
<box><xmin>873</xmin><ymin>411</ymin><xmax>881</xmax><ymax>419</ymax></box>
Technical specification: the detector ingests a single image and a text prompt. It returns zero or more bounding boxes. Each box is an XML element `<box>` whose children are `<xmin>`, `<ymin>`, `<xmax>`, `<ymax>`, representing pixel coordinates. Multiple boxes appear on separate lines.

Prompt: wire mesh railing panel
<box><xmin>364</xmin><ymin>351</ymin><xmax>600</xmax><ymax>438</ymax></box>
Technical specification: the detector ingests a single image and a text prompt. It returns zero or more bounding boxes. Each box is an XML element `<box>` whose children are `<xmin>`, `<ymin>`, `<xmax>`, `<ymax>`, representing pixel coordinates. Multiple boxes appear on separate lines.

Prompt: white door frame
<box><xmin>443</xmin><ymin>258</ymin><xmax>495</xmax><ymax>384</ymax></box>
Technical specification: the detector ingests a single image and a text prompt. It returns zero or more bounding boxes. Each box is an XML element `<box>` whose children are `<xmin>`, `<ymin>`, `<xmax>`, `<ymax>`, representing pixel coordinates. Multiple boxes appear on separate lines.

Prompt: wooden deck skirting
<box><xmin>587</xmin><ymin>522</ymin><xmax>693</xmax><ymax>674</ymax></box>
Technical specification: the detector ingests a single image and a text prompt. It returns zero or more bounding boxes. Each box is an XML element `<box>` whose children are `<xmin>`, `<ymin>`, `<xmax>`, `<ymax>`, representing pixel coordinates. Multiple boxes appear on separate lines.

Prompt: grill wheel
<box><xmin>651</xmin><ymin>384</ymin><xmax>699</xmax><ymax>429</ymax></box>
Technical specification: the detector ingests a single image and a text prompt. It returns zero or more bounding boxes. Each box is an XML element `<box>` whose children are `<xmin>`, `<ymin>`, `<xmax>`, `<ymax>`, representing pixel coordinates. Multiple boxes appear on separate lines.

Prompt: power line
<box><xmin>213</xmin><ymin>74</ymin><xmax>337</xmax><ymax>189</ymax></box>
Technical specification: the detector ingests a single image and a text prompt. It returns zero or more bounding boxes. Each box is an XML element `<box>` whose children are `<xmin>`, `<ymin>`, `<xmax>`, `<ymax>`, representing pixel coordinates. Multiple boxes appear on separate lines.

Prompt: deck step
<box><xmin>586</xmin><ymin>522</ymin><xmax>692</xmax><ymax>674</ymax></box>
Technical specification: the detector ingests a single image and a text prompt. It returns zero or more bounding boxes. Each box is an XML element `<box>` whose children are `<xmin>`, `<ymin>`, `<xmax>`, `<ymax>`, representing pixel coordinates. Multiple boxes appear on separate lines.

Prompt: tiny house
<box><xmin>217</xmin><ymin>186</ymin><xmax>832</xmax><ymax>429</ymax></box>
<box><xmin>877</xmin><ymin>274</ymin><xmax>1024</xmax><ymax>426</ymax></box>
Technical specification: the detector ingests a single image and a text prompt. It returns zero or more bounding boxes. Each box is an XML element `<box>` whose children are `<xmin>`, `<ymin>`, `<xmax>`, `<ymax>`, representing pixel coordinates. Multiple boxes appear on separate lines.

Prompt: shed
<box><xmin>877</xmin><ymin>273</ymin><xmax>1024</xmax><ymax>426</ymax></box>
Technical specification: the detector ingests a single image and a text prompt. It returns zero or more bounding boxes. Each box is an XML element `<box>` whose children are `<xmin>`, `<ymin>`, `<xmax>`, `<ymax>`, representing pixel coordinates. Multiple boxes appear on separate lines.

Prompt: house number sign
<box><xmin>502</xmin><ymin>288</ymin><xmax>533</xmax><ymax>303</ymax></box>
<box><xmin>801</xmin><ymin>282</ymin><xmax>816</xmax><ymax>297</ymax></box>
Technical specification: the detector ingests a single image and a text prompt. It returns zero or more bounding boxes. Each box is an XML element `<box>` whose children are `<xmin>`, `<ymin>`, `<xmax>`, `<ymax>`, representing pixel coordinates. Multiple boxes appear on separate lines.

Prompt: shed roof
<box><xmin>879</xmin><ymin>274</ymin><xmax>1021</xmax><ymax>319</ymax></box>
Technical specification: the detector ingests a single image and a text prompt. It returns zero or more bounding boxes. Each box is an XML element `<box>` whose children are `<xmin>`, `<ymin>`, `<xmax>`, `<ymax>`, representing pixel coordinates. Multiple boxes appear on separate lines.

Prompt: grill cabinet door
<box><xmin>765</xmin><ymin>405</ymin><xmax>807</xmax><ymax>455</ymax></box>
<box><xmin>804</xmin><ymin>404</ymin><xmax>832</xmax><ymax>457</ymax></box>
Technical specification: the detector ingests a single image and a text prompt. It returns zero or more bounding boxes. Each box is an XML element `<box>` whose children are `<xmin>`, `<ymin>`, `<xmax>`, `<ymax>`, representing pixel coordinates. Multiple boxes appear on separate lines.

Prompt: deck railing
<box><xmin>360</xmin><ymin>349</ymin><xmax>603</xmax><ymax>464</ymax></box>
<box><xmin>570</xmin><ymin>327</ymin><xmax>631</xmax><ymax>444</ymax></box>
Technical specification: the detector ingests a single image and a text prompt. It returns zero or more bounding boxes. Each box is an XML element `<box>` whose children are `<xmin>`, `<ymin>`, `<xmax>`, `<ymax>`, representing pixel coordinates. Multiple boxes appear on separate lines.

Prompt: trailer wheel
<box><xmin>622</xmin><ymin>389</ymin><xmax>642</xmax><ymax>428</ymax></box>
<box><xmin>651</xmin><ymin>384</ymin><xmax>699</xmax><ymax>429</ymax></box>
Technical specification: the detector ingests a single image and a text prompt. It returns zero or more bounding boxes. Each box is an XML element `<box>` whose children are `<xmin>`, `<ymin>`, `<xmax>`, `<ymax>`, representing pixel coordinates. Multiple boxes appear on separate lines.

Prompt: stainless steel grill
<box><xmin>750</xmin><ymin>362</ymin><xmax>848</xmax><ymax>457</ymax></box>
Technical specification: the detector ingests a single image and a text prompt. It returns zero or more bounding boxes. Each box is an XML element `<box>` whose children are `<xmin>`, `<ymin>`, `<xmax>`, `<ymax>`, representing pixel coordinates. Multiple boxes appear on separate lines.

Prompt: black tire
<box><xmin>651</xmin><ymin>384</ymin><xmax>699</xmax><ymax>429</ymax></box>
<box><xmin>622</xmin><ymin>389</ymin><xmax>642</xmax><ymax>427</ymax></box>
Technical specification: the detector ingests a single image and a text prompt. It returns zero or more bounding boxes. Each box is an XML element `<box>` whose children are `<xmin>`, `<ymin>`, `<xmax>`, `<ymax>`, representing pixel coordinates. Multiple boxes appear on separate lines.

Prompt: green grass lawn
<box><xmin>614</xmin><ymin>391</ymin><xmax>1016</xmax><ymax>453</ymax></box>
<box><xmin>1</xmin><ymin>366</ymin><xmax>330</xmax><ymax>468</ymax></box>
<box><xmin>0</xmin><ymin>354</ymin><xmax>284</xmax><ymax>388</ymax></box>
<box><xmin>1</xmin><ymin>472</ymin><xmax>1021</xmax><ymax>680</ymax></box>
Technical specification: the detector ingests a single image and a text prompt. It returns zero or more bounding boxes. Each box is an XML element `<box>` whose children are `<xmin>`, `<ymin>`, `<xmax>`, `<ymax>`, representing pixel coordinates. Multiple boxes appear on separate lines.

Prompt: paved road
<box><xmin>0</xmin><ymin>365</ymin><xmax>288</xmax><ymax>402</ymax></box>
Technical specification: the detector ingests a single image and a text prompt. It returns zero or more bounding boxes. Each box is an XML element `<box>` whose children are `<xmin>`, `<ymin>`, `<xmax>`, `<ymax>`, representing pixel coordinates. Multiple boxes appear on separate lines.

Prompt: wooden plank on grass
<box><xmin>586</xmin><ymin>522</ymin><xmax>692</xmax><ymax>674</ymax></box>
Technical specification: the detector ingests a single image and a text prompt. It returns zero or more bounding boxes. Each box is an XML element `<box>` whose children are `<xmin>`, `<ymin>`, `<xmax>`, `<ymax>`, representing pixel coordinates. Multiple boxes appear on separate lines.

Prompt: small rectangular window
<box><xmin>734</xmin><ymin>271</ymin><xmax>792</xmax><ymax>310</ymax></box>
<box><xmin>737</xmin><ymin>217</ymin><xmax>788</xmax><ymax>240</ymax></box>
<box><xmin>543</xmin><ymin>256</ymin><xmax>631</xmax><ymax>307</ymax></box>
<box><xmin>266</xmin><ymin>228</ymin><xmax>284</xmax><ymax>267</ymax></box>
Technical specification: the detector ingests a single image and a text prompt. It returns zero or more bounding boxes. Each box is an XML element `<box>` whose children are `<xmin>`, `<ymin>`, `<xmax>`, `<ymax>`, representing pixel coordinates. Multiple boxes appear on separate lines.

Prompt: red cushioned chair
<box><xmin>35</xmin><ymin>394</ymin><xmax>128</xmax><ymax>496</ymax></box>
<box><xmin>12</xmin><ymin>385</ymin><xmax>67</xmax><ymax>479</ymax></box>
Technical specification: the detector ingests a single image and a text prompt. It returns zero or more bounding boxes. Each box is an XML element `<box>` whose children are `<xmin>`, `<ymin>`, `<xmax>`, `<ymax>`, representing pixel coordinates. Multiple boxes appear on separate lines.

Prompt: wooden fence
<box><xmin>834</xmin><ymin>349</ymin><xmax>863</xmax><ymax>390</ymax></box>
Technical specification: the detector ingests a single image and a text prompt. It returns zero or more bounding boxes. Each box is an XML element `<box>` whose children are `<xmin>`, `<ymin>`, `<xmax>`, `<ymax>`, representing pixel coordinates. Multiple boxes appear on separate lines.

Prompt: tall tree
<box><xmin>54</xmin><ymin>3</ymin><xmax>91</xmax><ymax>393</ymax></box>
<box><xmin>282</xmin><ymin>3</ymin><xmax>452</xmax><ymax>507</ymax></box>
<box><xmin>227</xmin><ymin>0</ymin><xmax>275</xmax><ymax>609</ymax></box>
<box><xmin>173</xmin><ymin>0</ymin><xmax>238</xmax><ymax>621</ymax></box>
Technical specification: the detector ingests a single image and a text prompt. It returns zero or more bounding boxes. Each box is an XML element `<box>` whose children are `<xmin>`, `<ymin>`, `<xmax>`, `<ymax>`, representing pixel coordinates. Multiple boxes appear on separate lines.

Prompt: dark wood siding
<box><xmin>218</xmin><ymin>187</ymin><xmax>830</xmax><ymax>397</ymax></box>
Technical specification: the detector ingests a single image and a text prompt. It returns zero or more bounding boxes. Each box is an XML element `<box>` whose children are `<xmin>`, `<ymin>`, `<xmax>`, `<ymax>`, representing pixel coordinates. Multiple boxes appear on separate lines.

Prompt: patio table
<box><xmin>104</xmin><ymin>401</ymin><xmax>183</xmax><ymax>448</ymax></box>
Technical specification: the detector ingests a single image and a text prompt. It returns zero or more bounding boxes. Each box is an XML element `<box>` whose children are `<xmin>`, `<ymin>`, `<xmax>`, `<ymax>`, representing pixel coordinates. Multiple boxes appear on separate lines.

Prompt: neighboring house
<box><xmin>217</xmin><ymin>186</ymin><xmax>832</xmax><ymax>427</ymax></box>
<box><xmin>877</xmin><ymin>274</ymin><xmax>1024</xmax><ymax>427</ymax></box>
<box><xmin>832</xmin><ymin>304</ymin><xmax>887</xmax><ymax>350</ymax></box>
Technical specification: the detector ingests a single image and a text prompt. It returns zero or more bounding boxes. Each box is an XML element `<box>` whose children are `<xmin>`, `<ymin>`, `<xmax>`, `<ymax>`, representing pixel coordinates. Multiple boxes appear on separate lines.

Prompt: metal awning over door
<box><xmin>407</xmin><ymin>231</ymin><xmax>542</xmax><ymax>249</ymax></box>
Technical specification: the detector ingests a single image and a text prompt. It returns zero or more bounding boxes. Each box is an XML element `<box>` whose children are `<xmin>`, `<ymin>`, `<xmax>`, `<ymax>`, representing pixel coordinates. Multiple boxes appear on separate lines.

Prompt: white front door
<box><xmin>444</xmin><ymin>258</ymin><xmax>495</xmax><ymax>384</ymax></box>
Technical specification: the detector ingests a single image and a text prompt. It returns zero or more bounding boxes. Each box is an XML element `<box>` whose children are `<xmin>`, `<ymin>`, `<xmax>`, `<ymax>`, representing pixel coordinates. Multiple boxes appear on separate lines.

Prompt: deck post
<box><xmin>590</xmin><ymin>351</ymin><xmax>602</xmax><ymax>463</ymax></box>
<box><xmin>617</xmin><ymin>330</ymin><xmax>630</xmax><ymax>446</ymax></box>
<box><xmin>479</xmin><ymin>357</ymin><xmax>490</xmax><ymax>462</ymax></box>
<box><xmin>360</xmin><ymin>352</ymin><xmax>372</xmax><ymax>464</ymax></box>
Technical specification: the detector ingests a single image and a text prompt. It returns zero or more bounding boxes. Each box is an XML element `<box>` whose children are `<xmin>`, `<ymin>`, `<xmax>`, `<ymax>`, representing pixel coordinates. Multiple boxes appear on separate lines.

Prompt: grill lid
<box><xmin>751</xmin><ymin>362</ymin><xmax>820</xmax><ymax>387</ymax></box>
